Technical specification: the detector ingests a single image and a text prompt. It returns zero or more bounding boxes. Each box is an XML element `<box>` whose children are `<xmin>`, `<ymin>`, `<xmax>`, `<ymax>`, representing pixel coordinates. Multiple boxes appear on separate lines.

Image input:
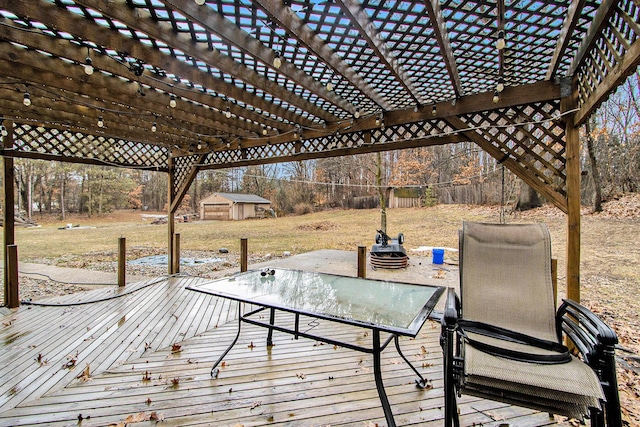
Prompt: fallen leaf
<box><xmin>149</xmin><ymin>412</ymin><xmax>165</xmax><ymax>421</ymax></box>
<box><xmin>171</xmin><ymin>377</ymin><xmax>180</xmax><ymax>386</ymax></box>
<box><xmin>124</xmin><ymin>412</ymin><xmax>148</xmax><ymax>423</ymax></box>
<box><xmin>248</xmin><ymin>341</ymin><xmax>256</xmax><ymax>349</ymax></box>
<box><xmin>76</xmin><ymin>364</ymin><xmax>91</xmax><ymax>381</ymax></box>
<box><xmin>171</xmin><ymin>343</ymin><xmax>181</xmax><ymax>352</ymax></box>
<box><xmin>142</xmin><ymin>371</ymin><xmax>152</xmax><ymax>381</ymax></box>
<box><xmin>145</xmin><ymin>398</ymin><xmax>152</xmax><ymax>405</ymax></box>
<box><xmin>250</xmin><ymin>401</ymin><xmax>262</xmax><ymax>410</ymax></box>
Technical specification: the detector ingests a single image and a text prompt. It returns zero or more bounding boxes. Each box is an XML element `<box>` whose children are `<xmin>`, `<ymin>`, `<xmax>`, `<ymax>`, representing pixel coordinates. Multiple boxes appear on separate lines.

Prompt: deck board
<box><xmin>0</xmin><ymin>275</ymin><xmax>568</xmax><ymax>426</ymax></box>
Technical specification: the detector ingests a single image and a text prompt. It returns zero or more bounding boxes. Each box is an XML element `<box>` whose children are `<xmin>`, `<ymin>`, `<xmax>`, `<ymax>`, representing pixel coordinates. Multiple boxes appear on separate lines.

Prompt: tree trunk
<box><xmin>376</xmin><ymin>152</ymin><xmax>387</xmax><ymax>233</ymax></box>
<box><xmin>60</xmin><ymin>173</ymin><xmax>66</xmax><ymax>220</ymax></box>
<box><xmin>515</xmin><ymin>183</ymin><xmax>542</xmax><ymax>211</ymax></box>
<box><xmin>585</xmin><ymin>119</ymin><xmax>603</xmax><ymax>212</ymax></box>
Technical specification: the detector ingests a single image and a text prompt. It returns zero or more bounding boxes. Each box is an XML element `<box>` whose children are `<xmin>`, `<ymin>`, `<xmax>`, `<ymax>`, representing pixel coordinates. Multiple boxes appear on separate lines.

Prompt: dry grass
<box><xmin>9</xmin><ymin>199</ymin><xmax>640</xmax><ymax>424</ymax></box>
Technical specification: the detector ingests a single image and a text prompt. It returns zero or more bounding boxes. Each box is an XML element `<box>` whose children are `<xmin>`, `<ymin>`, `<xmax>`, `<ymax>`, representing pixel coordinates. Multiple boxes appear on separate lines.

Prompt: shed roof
<box><xmin>202</xmin><ymin>193</ymin><xmax>271</xmax><ymax>204</ymax></box>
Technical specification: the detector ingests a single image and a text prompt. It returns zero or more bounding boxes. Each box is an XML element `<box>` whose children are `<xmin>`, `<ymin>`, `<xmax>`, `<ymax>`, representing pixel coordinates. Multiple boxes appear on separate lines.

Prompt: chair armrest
<box><xmin>557</xmin><ymin>298</ymin><xmax>618</xmax><ymax>359</ymax></box>
<box><xmin>442</xmin><ymin>287</ymin><xmax>460</xmax><ymax>328</ymax></box>
<box><xmin>557</xmin><ymin>298</ymin><xmax>621</xmax><ymax>426</ymax></box>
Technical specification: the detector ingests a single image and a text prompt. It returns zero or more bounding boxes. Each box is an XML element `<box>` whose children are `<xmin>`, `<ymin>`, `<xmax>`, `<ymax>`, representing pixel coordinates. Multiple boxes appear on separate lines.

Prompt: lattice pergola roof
<box><xmin>0</xmin><ymin>0</ymin><xmax>638</xmax><ymax>203</ymax></box>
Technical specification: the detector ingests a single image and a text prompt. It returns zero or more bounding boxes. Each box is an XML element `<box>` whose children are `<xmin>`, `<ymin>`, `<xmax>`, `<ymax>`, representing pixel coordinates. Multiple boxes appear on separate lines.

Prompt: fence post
<box><xmin>357</xmin><ymin>246</ymin><xmax>367</xmax><ymax>278</ymax></box>
<box><xmin>118</xmin><ymin>237</ymin><xmax>126</xmax><ymax>287</ymax></box>
<box><xmin>240</xmin><ymin>238</ymin><xmax>248</xmax><ymax>272</ymax></box>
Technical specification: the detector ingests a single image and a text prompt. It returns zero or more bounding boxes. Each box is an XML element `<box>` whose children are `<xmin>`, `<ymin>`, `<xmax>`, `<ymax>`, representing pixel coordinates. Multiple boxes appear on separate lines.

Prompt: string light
<box><xmin>262</xmin><ymin>126</ymin><xmax>268</xmax><ymax>136</ymax></box>
<box><xmin>493</xmin><ymin>91</ymin><xmax>500</xmax><ymax>104</ymax></box>
<box><xmin>169</xmin><ymin>93</ymin><xmax>177</xmax><ymax>108</ymax></box>
<box><xmin>326</xmin><ymin>81</ymin><xmax>334</xmax><ymax>91</ymax></box>
<box><xmin>23</xmin><ymin>91</ymin><xmax>31</xmax><ymax>107</ymax></box>
<box><xmin>151</xmin><ymin>121</ymin><xmax>157</xmax><ymax>132</ymax></box>
<box><xmin>97</xmin><ymin>116</ymin><xmax>104</xmax><ymax>128</ymax></box>
<box><xmin>354</xmin><ymin>108</ymin><xmax>360</xmax><ymax>119</ymax></box>
<box><xmin>225</xmin><ymin>106</ymin><xmax>232</xmax><ymax>119</ymax></box>
<box><xmin>197</xmin><ymin>140</ymin><xmax>202</xmax><ymax>150</ymax></box>
<box><xmin>496</xmin><ymin>30</ymin><xmax>506</xmax><ymax>50</ymax></box>
<box><xmin>273</xmin><ymin>51</ymin><xmax>282</xmax><ymax>69</ymax></box>
<box><xmin>194</xmin><ymin>0</ymin><xmax>206</xmax><ymax>4</ymax></box>
<box><xmin>1</xmin><ymin>124</ymin><xmax>7</xmax><ymax>137</ymax></box>
<box><xmin>84</xmin><ymin>57</ymin><xmax>94</xmax><ymax>76</ymax></box>
<box><xmin>432</xmin><ymin>106</ymin><xmax>437</xmax><ymax>117</ymax></box>
<box><xmin>496</xmin><ymin>78</ymin><xmax>505</xmax><ymax>93</ymax></box>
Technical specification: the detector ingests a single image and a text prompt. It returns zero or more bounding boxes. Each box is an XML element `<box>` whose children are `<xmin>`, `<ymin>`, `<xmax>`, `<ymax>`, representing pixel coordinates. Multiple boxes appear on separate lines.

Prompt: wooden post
<box><xmin>240</xmin><ymin>238</ymin><xmax>248</xmax><ymax>272</ymax></box>
<box><xmin>357</xmin><ymin>246</ymin><xmax>367</xmax><ymax>278</ymax></box>
<box><xmin>173</xmin><ymin>233</ymin><xmax>181</xmax><ymax>274</ymax></box>
<box><xmin>118</xmin><ymin>237</ymin><xmax>126</xmax><ymax>287</ymax></box>
<box><xmin>563</xmin><ymin>97</ymin><xmax>581</xmax><ymax>303</ymax></box>
<box><xmin>6</xmin><ymin>245</ymin><xmax>19</xmax><ymax>308</ymax></box>
<box><xmin>3</xmin><ymin>121</ymin><xmax>17</xmax><ymax>308</ymax></box>
<box><xmin>167</xmin><ymin>156</ymin><xmax>176</xmax><ymax>275</ymax></box>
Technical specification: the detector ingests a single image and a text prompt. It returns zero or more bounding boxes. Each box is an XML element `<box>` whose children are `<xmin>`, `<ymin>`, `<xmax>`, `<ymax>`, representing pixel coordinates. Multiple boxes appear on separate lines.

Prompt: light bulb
<box><xmin>225</xmin><ymin>107</ymin><xmax>231</xmax><ymax>119</ymax></box>
<box><xmin>273</xmin><ymin>52</ymin><xmax>282</xmax><ymax>69</ymax></box>
<box><xmin>375</xmin><ymin>116</ymin><xmax>381</xmax><ymax>126</ymax></box>
<box><xmin>262</xmin><ymin>127</ymin><xmax>268</xmax><ymax>136</ymax></box>
<box><xmin>197</xmin><ymin>141</ymin><xmax>202</xmax><ymax>150</ymax></box>
<box><xmin>496</xmin><ymin>78</ymin><xmax>505</xmax><ymax>93</ymax></box>
<box><xmin>195</xmin><ymin>0</ymin><xmax>206</xmax><ymax>5</ymax></box>
<box><xmin>97</xmin><ymin>116</ymin><xmax>104</xmax><ymax>128</ymax></box>
<box><xmin>354</xmin><ymin>108</ymin><xmax>360</xmax><ymax>119</ymax></box>
<box><xmin>151</xmin><ymin>122</ymin><xmax>157</xmax><ymax>132</ymax></box>
<box><xmin>23</xmin><ymin>92</ymin><xmax>31</xmax><ymax>107</ymax></box>
<box><xmin>326</xmin><ymin>82</ymin><xmax>334</xmax><ymax>91</ymax></box>
<box><xmin>169</xmin><ymin>94</ymin><xmax>177</xmax><ymax>108</ymax></box>
<box><xmin>84</xmin><ymin>57</ymin><xmax>94</xmax><ymax>75</ymax></box>
<box><xmin>496</xmin><ymin>30</ymin><xmax>506</xmax><ymax>50</ymax></box>
<box><xmin>432</xmin><ymin>106</ymin><xmax>437</xmax><ymax>116</ymax></box>
<box><xmin>1</xmin><ymin>125</ymin><xmax>7</xmax><ymax>137</ymax></box>
<box><xmin>493</xmin><ymin>92</ymin><xmax>500</xmax><ymax>104</ymax></box>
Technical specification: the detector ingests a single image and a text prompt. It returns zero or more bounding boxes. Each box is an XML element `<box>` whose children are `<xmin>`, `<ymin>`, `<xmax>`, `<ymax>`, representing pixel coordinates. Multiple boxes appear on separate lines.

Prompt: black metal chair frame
<box><xmin>441</xmin><ymin>288</ymin><xmax>622</xmax><ymax>426</ymax></box>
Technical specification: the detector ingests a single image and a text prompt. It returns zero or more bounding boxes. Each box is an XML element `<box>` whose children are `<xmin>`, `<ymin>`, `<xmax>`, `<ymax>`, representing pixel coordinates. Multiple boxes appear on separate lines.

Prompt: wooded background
<box><xmin>6</xmin><ymin>72</ymin><xmax>639</xmax><ymax>219</ymax></box>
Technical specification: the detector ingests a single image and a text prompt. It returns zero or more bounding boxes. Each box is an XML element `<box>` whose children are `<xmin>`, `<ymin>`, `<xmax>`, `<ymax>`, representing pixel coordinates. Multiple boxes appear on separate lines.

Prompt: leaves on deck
<box><xmin>171</xmin><ymin>343</ymin><xmax>182</xmax><ymax>352</ymax></box>
<box><xmin>76</xmin><ymin>364</ymin><xmax>91</xmax><ymax>381</ymax></box>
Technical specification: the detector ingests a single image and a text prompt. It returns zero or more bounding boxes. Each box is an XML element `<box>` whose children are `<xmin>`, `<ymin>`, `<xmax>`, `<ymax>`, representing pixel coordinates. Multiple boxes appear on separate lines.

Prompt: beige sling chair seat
<box><xmin>440</xmin><ymin>222</ymin><xmax>621</xmax><ymax>427</ymax></box>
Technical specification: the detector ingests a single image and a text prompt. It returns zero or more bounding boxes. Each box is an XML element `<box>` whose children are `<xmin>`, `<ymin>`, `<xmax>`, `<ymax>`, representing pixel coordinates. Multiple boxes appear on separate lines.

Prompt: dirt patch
<box><xmin>296</xmin><ymin>221</ymin><xmax>339</xmax><ymax>231</ymax></box>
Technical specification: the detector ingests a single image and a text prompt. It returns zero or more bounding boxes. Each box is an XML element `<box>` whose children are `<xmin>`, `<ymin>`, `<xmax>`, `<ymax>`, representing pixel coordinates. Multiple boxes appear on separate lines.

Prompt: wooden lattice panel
<box><xmin>458</xmin><ymin>101</ymin><xmax>566</xmax><ymax>196</ymax></box>
<box><xmin>9</xmin><ymin>124</ymin><xmax>169</xmax><ymax>170</ymax></box>
<box><xmin>201</xmin><ymin>117</ymin><xmax>459</xmax><ymax>168</ymax></box>
<box><xmin>576</xmin><ymin>3</ymin><xmax>640</xmax><ymax>111</ymax></box>
<box><xmin>171</xmin><ymin>154</ymin><xmax>202</xmax><ymax>200</ymax></box>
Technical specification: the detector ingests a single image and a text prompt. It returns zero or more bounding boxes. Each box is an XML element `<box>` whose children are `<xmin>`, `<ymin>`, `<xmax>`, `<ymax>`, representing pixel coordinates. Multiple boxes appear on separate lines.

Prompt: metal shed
<box><xmin>199</xmin><ymin>193</ymin><xmax>271</xmax><ymax>221</ymax></box>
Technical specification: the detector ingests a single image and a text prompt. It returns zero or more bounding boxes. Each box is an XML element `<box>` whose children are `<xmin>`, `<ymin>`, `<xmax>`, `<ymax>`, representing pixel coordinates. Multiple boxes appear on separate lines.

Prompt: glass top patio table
<box><xmin>188</xmin><ymin>268</ymin><xmax>444</xmax><ymax>336</ymax></box>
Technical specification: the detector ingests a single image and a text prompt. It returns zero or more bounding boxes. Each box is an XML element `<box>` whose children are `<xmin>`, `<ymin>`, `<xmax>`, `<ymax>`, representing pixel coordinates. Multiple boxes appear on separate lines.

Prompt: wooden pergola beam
<box><xmin>423</xmin><ymin>0</ymin><xmax>463</xmax><ymax>98</ymax></box>
<box><xmin>546</xmin><ymin>0</ymin><xmax>588</xmax><ymax>80</ymax></box>
<box><xmin>74</xmin><ymin>0</ymin><xmax>339</xmax><ymax>124</ymax></box>
<box><xmin>254</xmin><ymin>0</ymin><xmax>392</xmax><ymax>112</ymax></box>
<box><xmin>336</xmin><ymin>0</ymin><xmax>423</xmax><ymax>104</ymax></box>
<box><xmin>161</xmin><ymin>0</ymin><xmax>352</xmax><ymax>117</ymax></box>
<box><xmin>1</xmin><ymin>0</ymin><xmax>310</xmax><ymax>131</ymax></box>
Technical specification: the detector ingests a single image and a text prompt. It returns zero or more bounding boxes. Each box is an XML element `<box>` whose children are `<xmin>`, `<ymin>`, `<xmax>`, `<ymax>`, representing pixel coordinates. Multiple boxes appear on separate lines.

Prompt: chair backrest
<box><xmin>459</xmin><ymin>221</ymin><xmax>557</xmax><ymax>342</ymax></box>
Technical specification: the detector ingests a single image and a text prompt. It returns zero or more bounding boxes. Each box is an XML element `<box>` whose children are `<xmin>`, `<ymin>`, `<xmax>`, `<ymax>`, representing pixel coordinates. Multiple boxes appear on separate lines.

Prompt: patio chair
<box><xmin>441</xmin><ymin>222</ymin><xmax>621</xmax><ymax>427</ymax></box>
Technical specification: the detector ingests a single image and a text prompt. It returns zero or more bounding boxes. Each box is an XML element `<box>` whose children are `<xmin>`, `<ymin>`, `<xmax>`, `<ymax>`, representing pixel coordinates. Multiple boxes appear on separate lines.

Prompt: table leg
<box><xmin>266</xmin><ymin>307</ymin><xmax>275</xmax><ymax>346</ymax></box>
<box><xmin>373</xmin><ymin>329</ymin><xmax>396</xmax><ymax>427</ymax></box>
<box><xmin>211</xmin><ymin>303</ymin><xmax>242</xmax><ymax>378</ymax></box>
<box><xmin>394</xmin><ymin>335</ymin><xmax>429</xmax><ymax>388</ymax></box>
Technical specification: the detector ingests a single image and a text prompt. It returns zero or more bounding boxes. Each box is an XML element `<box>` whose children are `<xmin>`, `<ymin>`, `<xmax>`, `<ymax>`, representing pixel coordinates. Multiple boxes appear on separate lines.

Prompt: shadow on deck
<box><xmin>0</xmin><ymin>255</ymin><xmax>565</xmax><ymax>426</ymax></box>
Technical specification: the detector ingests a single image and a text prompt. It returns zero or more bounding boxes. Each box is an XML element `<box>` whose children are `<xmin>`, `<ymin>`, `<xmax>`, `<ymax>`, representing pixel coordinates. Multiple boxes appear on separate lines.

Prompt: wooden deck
<box><xmin>0</xmin><ymin>275</ymin><xmax>563</xmax><ymax>426</ymax></box>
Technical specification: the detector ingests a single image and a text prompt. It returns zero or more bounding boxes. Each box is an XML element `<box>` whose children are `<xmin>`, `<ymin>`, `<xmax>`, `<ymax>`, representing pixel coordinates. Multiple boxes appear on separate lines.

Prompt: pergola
<box><xmin>1</xmin><ymin>0</ymin><xmax>639</xmax><ymax>307</ymax></box>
